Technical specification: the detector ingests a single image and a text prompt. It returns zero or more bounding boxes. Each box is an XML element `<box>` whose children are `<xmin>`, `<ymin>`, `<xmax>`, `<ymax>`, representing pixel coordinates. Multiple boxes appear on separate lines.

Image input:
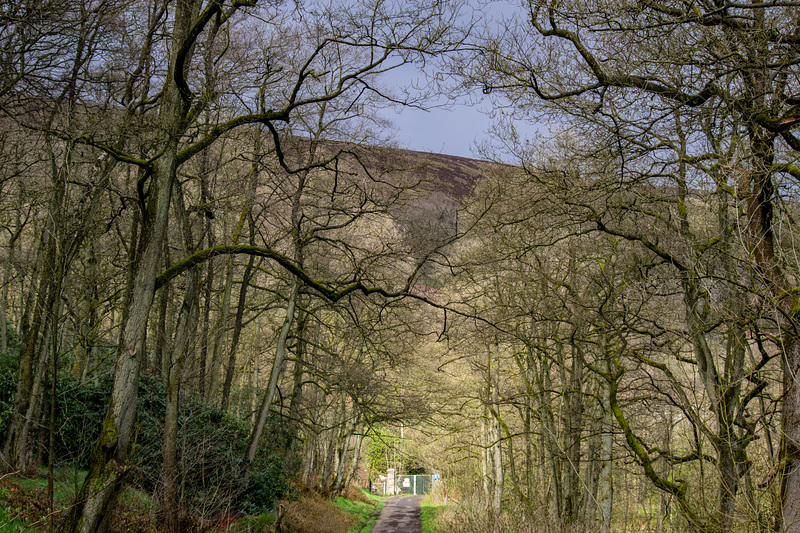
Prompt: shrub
<box><xmin>237</xmin><ymin>456</ymin><xmax>295</xmax><ymax>515</ymax></box>
<box><xmin>48</xmin><ymin>376</ymin><xmax>294</xmax><ymax>518</ymax></box>
<box><xmin>131</xmin><ymin>378</ymin><xmax>295</xmax><ymax>517</ymax></box>
<box><xmin>0</xmin><ymin>325</ymin><xmax>22</xmax><ymax>438</ymax></box>
<box><xmin>1</xmin><ymin>327</ymin><xmax>295</xmax><ymax>520</ymax></box>
<box><xmin>54</xmin><ymin>376</ymin><xmax>112</xmax><ymax>468</ymax></box>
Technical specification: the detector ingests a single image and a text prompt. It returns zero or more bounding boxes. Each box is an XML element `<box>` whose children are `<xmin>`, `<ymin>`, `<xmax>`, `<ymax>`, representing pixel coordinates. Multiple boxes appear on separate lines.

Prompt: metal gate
<box><xmin>397</xmin><ymin>474</ymin><xmax>432</xmax><ymax>495</ymax></box>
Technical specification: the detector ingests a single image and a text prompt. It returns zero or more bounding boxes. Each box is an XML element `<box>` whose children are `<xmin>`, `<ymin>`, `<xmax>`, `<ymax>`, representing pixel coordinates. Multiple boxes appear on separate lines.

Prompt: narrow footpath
<box><xmin>370</xmin><ymin>495</ymin><xmax>423</xmax><ymax>533</ymax></box>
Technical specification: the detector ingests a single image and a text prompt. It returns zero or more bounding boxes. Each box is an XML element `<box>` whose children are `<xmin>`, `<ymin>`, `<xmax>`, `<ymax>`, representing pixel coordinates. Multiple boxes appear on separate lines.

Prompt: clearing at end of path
<box><xmin>370</xmin><ymin>495</ymin><xmax>422</xmax><ymax>533</ymax></box>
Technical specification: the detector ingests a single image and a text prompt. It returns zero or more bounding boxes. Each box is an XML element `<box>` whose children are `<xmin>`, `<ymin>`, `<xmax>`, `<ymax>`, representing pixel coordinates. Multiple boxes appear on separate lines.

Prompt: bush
<box><xmin>237</xmin><ymin>457</ymin><xmax>295</xmax><ymax>515</ymax></box>
<box><xmin>0</xmin><ymin>326</ymin><xmax>295</xmax><ymax>520</ymax></box>
<box><xmin>54</xmin><ymin>376</ymin><xmax>112</xmax><ymax>468</ymax></box>
<box><xmin>49</xmin><ymin>376</ymin><xmax>294</xmax><ymax>518</ymax></box>
<box><xmin>0</xmin><ymin>325</ymin><xmax>22</xmax><ymax>438</ymax></box>
<box><xmin>132</xmin><ymin>378</ymin><xmax>295</xmax><ymax>517</ymax></box>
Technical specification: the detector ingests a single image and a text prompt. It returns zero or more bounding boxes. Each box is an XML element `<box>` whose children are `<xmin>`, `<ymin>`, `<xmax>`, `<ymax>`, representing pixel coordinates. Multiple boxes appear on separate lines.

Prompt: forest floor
<box><xmin>0</xmin><ymin>469</ymin><xmax>385</xmax><ymax>533</ymax></box>
<box><xmin>0</xmin><ymin>468</ymin><xmax>86</xmax><ymax>532</ymax></box>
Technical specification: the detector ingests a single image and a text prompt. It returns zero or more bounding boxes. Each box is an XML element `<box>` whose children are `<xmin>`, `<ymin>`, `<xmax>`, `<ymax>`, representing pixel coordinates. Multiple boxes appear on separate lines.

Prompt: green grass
<box><xmin>333</xmin><ymin>489</ymin><xmax>385</xmax><ymax>533</ymax></box>
<box><xmin>10</xmin><ymin>467</ymin><xmax>85</xmax><ymax>499</ymax></box>
<box><xmin>0</xmin><ymin>467</ymin><xmax>88</xmax><ymax>532</ymax></box>
<box><xmin>0</xmin><ymin>468</ymin><xmax>159</xmax><ymax>532</ymax></box>
<box><xmin>226</xmin><ymin>513</ymin><xmax>277</xmax><ymax>532</ymax></box>
<box><xmin>420</xmin><ymin>499</ymin><xmax>447</xmax><ymax>533</ymax></box>
<box><xmin>357</xmin><ymin>488</ymin><xmax>385</xmax><ymax>505</ymax></box>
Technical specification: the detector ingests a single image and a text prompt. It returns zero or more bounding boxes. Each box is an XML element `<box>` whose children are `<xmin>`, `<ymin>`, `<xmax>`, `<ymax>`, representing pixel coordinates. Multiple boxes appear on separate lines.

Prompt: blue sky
<box><xmin>375</xmin><ymin>1</ymin><xmax>528</xmax><ymax>159</ymax></box>
<box><xmin>385</xmin><ymin>97</ymin><xmax>495</xmax><ymax>159</ymax></box>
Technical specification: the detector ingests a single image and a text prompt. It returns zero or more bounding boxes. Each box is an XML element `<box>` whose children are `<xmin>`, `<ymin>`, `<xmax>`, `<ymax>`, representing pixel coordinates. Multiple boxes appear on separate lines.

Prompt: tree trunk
<box><xmin>207</xmin><ymin>251</ymin><xmax>234</xmax><ymax>401</ymax></box>
<box><xmin>523</xmin><ymin>399</ymin><xmax>535</xmax><ymax>505</ymax></box>
<box><xmin>206</xmin><ymin>167</ymin><xmax>255</xmax><ymax>402</ymax></box>
<box><xmin>249</xmin><ymin>333</ymin><xmax>259</xmax><ymax>425</ymax></box>
<box><xmin>13</xmin><ymin>320</ymin><xmax>53</xmax><ymax>472</ymax></box>
<box><xmin>580</xmin><ymin>381</ymin><xmax>600</xmax><ymax>526</ymax></box>
<box><xmin>302</xmin><ymin>427</ymin><xmax>318</xmax><ymax>488</ymax></box>
<box><xmin>333</xmin><ymin>424</ymin><xmax>354</xmax><ymax>495</ymax></box>
<box><xmin>60</xmin><ymin>153</ymin><xmax>179</xmax><ymax>532</ymax></box>
<box><xmin>481</xmin><ymin>407</ymin><xmax>490</xmax><ymax>506</ymax></box>
<box><xmin>656</xmin><ymin>408</ymin><xmax>674</xmax><ymax>533</ymax></box>
<box><xmin>342</xmin><ymin>432</ymin><xmax>364</xmax><ymax>492</ymax></box>
<box><xmin>245</xmin><ymin>278</ymin><xmax>300</xmax><ymax>465</ymax></box>
<box><xmin>0</xmin><ymin>209</ymin><xmax>24</xmax><ymax>352</ymax></box>
<box><xmin>599</xmin><ymin>359</ymin><xmax>613</xmax><ymax>533</ymax></box>
<box><xmin>563</xmin><ymin>343</ymin><xmax>584</xmax><ymax>523</ymax></box>
<box><xmin>490</xmin><ymin>356</ymin><xmax>503</xmax><ymax>519</ymax></box>
<box><xmin>320</xmin><ymin>397</ymin><xmax>347</xmax><ymax>494</ymax></box>
<box><xmin>153</xmin><ymin>240</ymin><xmax>171</xmax><ymax>380</ymax></box>
<box><xmin>162</xmin><ymin>278</ymin><xmax>197</xmax><ymax>532</ymax></box>
<box><xmin>782</xmin><ymin>337</ymin><xmax>800</xmax><ymax>532</ymax></box>
<box><xmin>162</xmin><ymin>181</ymin><xmax>200</xmax><ymax>533</ymax></box>
<box><xmin>5</xmin><ymin>171</ymin><xmax>63</xmax><ymax>471</ymax></box>
<box><xmin>220</xmin><ymin>124</ymin><xmax>261</xmax><ymax>410</ymax></box>
<box><xmin>71</xmin><ymin>245</ymin><xmax>99</xmax><ymax>383</ymax></box>
<box><xmin>482</xmin><ymin>344</ymin><xmax>503</xmax><ymax>520</ymax></box>
<box><xmin>59</xmin><ymin>3</ymin><xmax>200</xmax><ymax>530</ymax></box>
<box><xmin>199</xmin><ymin>226</ymin><xmax>214</xmax><ymax>400</ymax></box>
<box><xmin>535</xmin><ymin>347</ymin><xmax>563</xmax><ymax>523</ymax></box>
<box><xmin>220</xmin><ymin>254</ymin><xmax>255</xmax><ymax>411</ymax></box>
<box><xmin>285</xmin><ymin>311</ymin><xmax>308</xmax><ymax>466</ymax></box>
<box><xmin>16</xmin><ymin>217</ymin><xmax>45</xmax><ymax>356</ymax></box>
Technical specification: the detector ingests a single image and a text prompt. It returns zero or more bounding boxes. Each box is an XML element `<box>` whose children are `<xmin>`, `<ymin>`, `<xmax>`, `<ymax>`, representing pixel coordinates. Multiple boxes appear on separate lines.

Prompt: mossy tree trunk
<box><xmin>59</xmin><ymin>1</ymin><xmax>201</xmax><ymax>529</ymax></box>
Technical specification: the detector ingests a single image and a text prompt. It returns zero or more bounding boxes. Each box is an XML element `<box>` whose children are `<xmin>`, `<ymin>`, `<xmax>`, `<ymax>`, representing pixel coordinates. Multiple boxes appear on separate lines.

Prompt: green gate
<box><xmin>397</xmin><ymin>474</ymin><xmax>432</xmax><ymax>495</ymax></box>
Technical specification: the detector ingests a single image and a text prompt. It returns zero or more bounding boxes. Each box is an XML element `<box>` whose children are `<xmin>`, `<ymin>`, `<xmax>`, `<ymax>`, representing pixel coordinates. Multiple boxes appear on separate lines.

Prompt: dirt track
<box><xmin>370</xmin><ymin>495</ymin><xmax>422</xmax><ymax>533</ymax></box>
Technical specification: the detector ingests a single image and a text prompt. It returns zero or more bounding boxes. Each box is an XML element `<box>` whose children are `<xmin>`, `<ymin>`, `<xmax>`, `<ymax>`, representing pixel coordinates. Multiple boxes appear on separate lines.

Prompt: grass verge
<box><xmin>333</xmin><ymin>487</ymin><xmax>384</xmax><ymax>533</ymax></box>
<box><xmin>237</xmin><ymin>487</ymin><xmax>384</xmax><ymax>533</ymax></box>
<box><xmin>420</xmin><ymin>498</ymin><xmax>447</xmax><ymax>533</ymax></box>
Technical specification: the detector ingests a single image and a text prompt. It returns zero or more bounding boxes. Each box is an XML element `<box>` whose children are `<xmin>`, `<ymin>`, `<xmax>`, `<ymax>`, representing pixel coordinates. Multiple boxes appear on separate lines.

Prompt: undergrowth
<box><xmin>0</xmin><ymin>469</ymin><xmax>160</xmax><ymax>532</ymax></box>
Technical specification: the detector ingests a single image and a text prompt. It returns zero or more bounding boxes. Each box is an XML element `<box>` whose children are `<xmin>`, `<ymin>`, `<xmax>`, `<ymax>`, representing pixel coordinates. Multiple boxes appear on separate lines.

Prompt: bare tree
<box><xmin>41</xmin><ymin>1</ymin><xmax>466</xmax><ymax>530</ymax></box>
<box><xmin>458</xmin><ymin>1</ymin><xmax>798</xmax><ymax>529</ymax></box>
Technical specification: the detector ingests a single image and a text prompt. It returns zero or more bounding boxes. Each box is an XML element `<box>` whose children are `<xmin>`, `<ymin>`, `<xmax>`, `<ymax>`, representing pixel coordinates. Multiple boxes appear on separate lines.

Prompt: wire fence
<box><xmin>374</xmin><ymin>474</ymin><xmax>435</xmax><ymax>495</ymax></box>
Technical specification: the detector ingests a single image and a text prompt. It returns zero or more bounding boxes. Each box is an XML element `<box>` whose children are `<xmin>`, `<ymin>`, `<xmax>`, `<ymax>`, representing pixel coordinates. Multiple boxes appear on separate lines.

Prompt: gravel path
<box><xmin>370</xmin><ymin>495</ymin><xmax>423</xmax><ymax>533</ymax></box>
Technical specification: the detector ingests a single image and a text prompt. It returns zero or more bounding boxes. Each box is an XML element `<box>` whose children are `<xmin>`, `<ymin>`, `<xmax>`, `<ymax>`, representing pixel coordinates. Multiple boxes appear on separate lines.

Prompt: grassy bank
<box><xmin>420</xmin><ymin>498</ymin><xmax>448</xmax><ymax>533</ymax></box>
<box><xmin>226</xmin><ymin>487</ymin><xmax>385</xmax><ymax>533</ymax></box>
<box><xmin>261</xmin><ymin>487</ymin><xmax>383</xmax><ymax>533</ymax></box>
<box><xmin>333</xmin><ymin>488</ymin><xmax>384</xmax><ymax>532</ymax></box>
